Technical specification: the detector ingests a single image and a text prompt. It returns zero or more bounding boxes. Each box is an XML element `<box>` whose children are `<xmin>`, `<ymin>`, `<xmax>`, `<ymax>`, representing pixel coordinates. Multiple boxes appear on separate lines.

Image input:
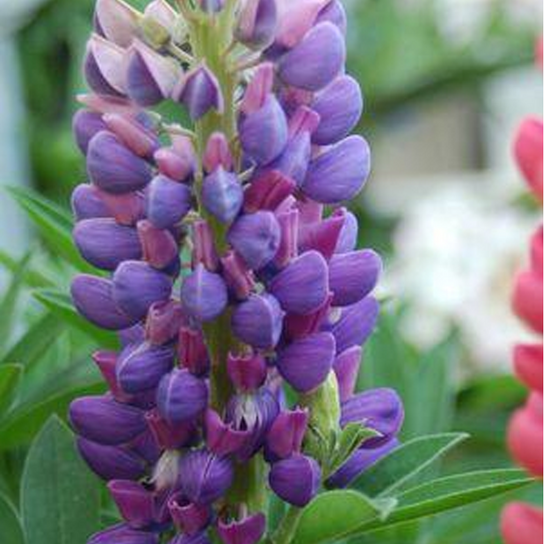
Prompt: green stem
<box><xmin>270</xmin><ymin>507</ymin><xmax>303</xmax><ymax>544</ymax></box>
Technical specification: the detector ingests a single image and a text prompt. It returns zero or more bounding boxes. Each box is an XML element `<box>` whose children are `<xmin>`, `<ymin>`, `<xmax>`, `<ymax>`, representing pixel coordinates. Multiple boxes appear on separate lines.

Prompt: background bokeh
<box><xmin>0</xmin><ymin>1</ymin><xmax>542</xmax><ymax>543</ymax></box>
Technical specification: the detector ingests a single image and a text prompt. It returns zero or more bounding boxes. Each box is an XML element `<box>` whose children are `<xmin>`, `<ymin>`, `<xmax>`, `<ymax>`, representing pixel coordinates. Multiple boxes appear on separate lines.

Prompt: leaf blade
<box><xmin>0</xmin><ymin>364</ymin><xmax>23</xmax><ymax>418</ymax></box>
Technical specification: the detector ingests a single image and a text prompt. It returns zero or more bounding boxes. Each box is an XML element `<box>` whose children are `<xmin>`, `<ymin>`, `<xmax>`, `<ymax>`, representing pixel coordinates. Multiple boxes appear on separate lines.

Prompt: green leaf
<box><xmin>354</xmin><ymin>433</ymin><xmax>469</xmax><ymax>497</ymax></box>
<box><xmin>328</xmin><ymin>424</ymin><xmax>378</xmax><ymax>477</ymax></box>
<box><xmin>0</xmin><ymin>365</ymin><xmax>23</xmax><ymax>418</ymax></box>
<box><xmin>6</xmin><ymin>186</ymin><xmax>95</xmax><ymax>274</ymax></box>
<box><xmin>292</xmin><ymin>490</ymin><xmax>396</xmax><ymax>544</ymax></box>
<box><xmin>0</xmin><ymin>381</ymin><xmax>104</xmax><ymax>451</ymax></box>
<box><xmin>0</xmin><ymin>492</ymin><xmax>24</xmax><ymax>544</ymax></box>
<box><xmin>0</xmin><ymin>249</ymin><xmax>56</xmax><ymax>289</ymax></box>
<box><xmin>0</xmin><ymin>313</ymin><xmax>65</xmax><ymax>371</ymax></box>
<box><xmin>0</xmin><ymin>253</ymin><xmax>32</xmax><ymax>355</ymax></box>
<box><xmin>32</xmin><ymin>289</ymin><xmax>118</xmax><ymax>349</ymax></box>
<box><xmin>21</xmin><ymin>416</ymin><xmax>101</xmax><ymax>544</ymax></box>
<box><xmin>353</xmin><ymin>469</ymin><xmax>534</xmax><ymax>535</ymax></box>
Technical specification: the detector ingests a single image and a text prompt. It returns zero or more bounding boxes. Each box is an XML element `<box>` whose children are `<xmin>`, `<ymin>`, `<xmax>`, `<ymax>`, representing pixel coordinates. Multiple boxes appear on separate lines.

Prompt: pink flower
<box><xmin>513</xmin><ymin>117</ymin><xmax>543</xmax><ymax>203</ymax></box>
<box><xmin>502</xmin><ymin>502</ymin><xmax>543</xmax><ymax>544</ymax></box>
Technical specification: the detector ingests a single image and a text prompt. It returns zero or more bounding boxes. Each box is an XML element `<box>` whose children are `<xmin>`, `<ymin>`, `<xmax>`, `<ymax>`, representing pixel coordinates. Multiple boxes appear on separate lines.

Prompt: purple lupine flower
<box><xmin>69</xmin><ymin>3</ymin><xmax>400</xmax><ymax>542</ymax></box>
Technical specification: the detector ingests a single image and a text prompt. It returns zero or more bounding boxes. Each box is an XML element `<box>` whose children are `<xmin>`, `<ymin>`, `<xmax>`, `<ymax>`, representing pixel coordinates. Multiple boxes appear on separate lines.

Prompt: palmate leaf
<box><xmin>6</xmin><ymin>186</ymin><xmax>96</xmax><ymax>274</ymax></box>
<box><xmin>33</xmin><ymin>289</ymin><xmax>118</xmax><ymax>349</ymax></box>
<box><xmin>21</xmin><ymin>416</ymin><xmax>101</xmax><ymax>544</ymax></box>
<box><xmin>353</xmin><ymin>432</ymin><xmax>469</xmax><ymax>497</ymax></box>
<box><xmin>293</xmin><ymin>470</ymin><xmax>533</xmax><ymax>544</ymax></box>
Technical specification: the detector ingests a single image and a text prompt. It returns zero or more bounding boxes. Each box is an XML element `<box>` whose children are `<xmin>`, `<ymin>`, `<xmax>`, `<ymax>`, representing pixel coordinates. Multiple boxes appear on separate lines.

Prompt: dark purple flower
<box><xmin>73</xmin><ymin>218</ymin><xmax>142</xmax><ymax>271</ymax></box>
<box><xmin>328</xmin><ymin>249</ymin><xmax>382</xmax><ymax>306</ymax></box>
<box><xmin>341</xmin><ymin>388</ymin><xmax>404</xmax><ymax>448</ymax></box>
<box><xmin>266</xmin><ymin>407</ymin><xmax>308</xmax><ymax>460</ymax></box>
<box><xmin>168</xmin><ymin>493</ymin><xmax>212</xmax><ymax>534</ymax></box>
<box><xmin>227</xmin><ymin>211</ymin><xmax>281</xmax><ymax>270</ymax></box>
<box><xmin>180</xmin><ymin>264</ymin><xmax>228</xmax><ymax>322</ymax></box>
<box><xmin>220</xmin><ymin>251</ymin><xmax>255</xmax><ymax>299</ymax></box>
<box><xmin>113</xmin><ymin>261</ymin><xmax>173</xmax><ymax>321</ymax></box>
<box><xmin>157</xmin><ymin>368</ymin><xmax>208</xmax><ymax>423</ymax></box>
<box><xmin>231</xmin><ymin>294</ymin><xmax>284</xmax><ymax>349</ymax></box>
<box><xmin>227</xmin><ymin>352</ymin><xmax>268</xmax><ymax>392</ymax></box>
<box><xmin>298</xmin><ymin>213</ymin><xmax>344</xmax><ymax>261</ymax></box>
<box><xmin>138</xmin><ymin>220</ymin><xmax>179</xmax><ymax>270</ymax></box>
<box><xmin>311</xmin><ymin>75</ymin><xmax>363</xmax><ymax>145</ymax></box>
<box><xmin>84</xmin><ymin>35</ymin><xmax>126</xmax><ymax>96</ymax></box>
<box><xmin>333</xmin><ymin>346</ymin><xmax>362</xmax><ymax>402</ymax></box>
<box><xmin>316</xmin><ymin>0</ymin><xmax>347</xmax><ymax>33</ymax></box>
<box><xmin>77</xmin><ymin>438</ymin><xmax>147</xmax><ymax>481</ymax></box>
<box><xmin>269</xmin><ymin>251</ymin><xmax>329</xmax><ymax>315</ymax></box>
<box><xmin>278</xmin><ymin>23</ymin><xmax>345</xmax><ymax>92</ymax></box>
<box><xmin>178</xmin><ymin>449</ymin><xmax>234</xmax><ymax>504</ymax></box>
<box><xmin>178</xmin><ymin>326</ymin><xmax>210</xmax><ymax>376</ymax></box>
<box><xmin>73</xmin><ymin>110</ymin><xmax>108</xmax><ymax>154</ymax></box>
<box><xmin>146</xmin><ymin>175</ymin><xmax>193</xmax><ymax>229</ymax></box>
<box><xmin>146</xmin><ymin>410</ymin><xmax>196</xmax><ymax>450</ymax></box>
<box><xmin>276</xmin><ymin>332</ymin><xmax>335</xmax><ymax>393</ymax></box>
<box><xmin>218</xmin><ymin>512</ymin><xmax>266</xmax><ymax>544</ymax></box>
<box><xmin>169</xmin><ymin>533</ymin><xmax>212</xmax><ymax>544</ymax></box>
<box><xmin>69</xmin><ymin>395</ymin><xmax>146</xmax><ymax>445</ymax></box>
<box><xmin>108</xmin><ymin>480</ymin><xmax>156</xmax><ymax>529</ymax></box>
<box><xmin>71</xmin><ymin>275</ymin><xmax>135</xmax><ymax>330</ymax></box>
<box><xmin>204</xmin><ymin>409</ymin><xmax>251</xmax><ymax>456</ymax></box>
<box><xmin>87</xmin><ymin>131</ymin><xmax>153</xmax><ymax>194</ymax></box>
<box><xmin>88</xmin><ymin>523</ymin><xmax>158</xmax><ymax>544</ymax></box>
<box><xmin>302</xmin><ymin>135</ymin><xmax>371</xmax><ymax>204</ymax></box>
<box><xmin>269</xmin><ymin>454</ymin><xmax>321</xmax><ymax>507</ymax></box>
<box><xmin>334</xmin><ymin>208</ymin><xmax>358</xmax><ymax>254</ymax></box>
<box><xmin>146</xmin><ymin>300</ymin><xmax>185</xmax><ymax>345</ymax></box>
<box><xmin>116</xmin><ymin>341</ymin><xmax>174</xmax><ymax>394</ymax></box>
<box><xmin>244</xmin><ymin>170</ymin><xmax>296</xmax><ymax>213</ymax></box>
<box><xmin>202</xmin><ymin>167</ymin><xmax>244</xmax><ymax>223</ymax></box>
<box><xmin>71</xmin><ymin>184</ymin><xmax>109</xmax><ymax>220</ymax></box>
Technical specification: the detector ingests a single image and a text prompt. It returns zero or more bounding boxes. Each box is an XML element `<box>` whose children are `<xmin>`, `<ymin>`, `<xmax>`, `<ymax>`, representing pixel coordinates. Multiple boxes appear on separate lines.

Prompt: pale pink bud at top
<box><xmin>94</xmin><ymin>0</ymin><xmax>140</xmax><ymax>48</ymax></box>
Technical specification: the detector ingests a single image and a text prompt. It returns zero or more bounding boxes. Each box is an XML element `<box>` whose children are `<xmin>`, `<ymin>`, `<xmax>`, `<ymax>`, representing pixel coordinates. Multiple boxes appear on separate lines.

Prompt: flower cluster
<box><xmin>68</xmin><ymin>1</ymin><xmax>404</xmax><ymax>543</ymax></box>
<box><xmin>501</xmin><ymin>114</ymin><xmax>543</xmax><ymax>544</ymax></box>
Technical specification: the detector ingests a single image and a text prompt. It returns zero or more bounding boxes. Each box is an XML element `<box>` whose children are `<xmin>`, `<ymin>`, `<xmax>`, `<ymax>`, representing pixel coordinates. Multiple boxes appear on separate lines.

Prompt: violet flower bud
<box><xmin>146</xmin><ymin>409</ymin><xmax>196</xmax><ymax>450</ymax></box>
<box><xmin>202</xmin><ymin>167</ymin><xmax>244</xmax><ymax>223</ymax></box>
<box><xmin>316</xmin><ymin>0</ymin><xmax>347</xmax><ymax>34</ymax></box>
<box><xmin>302</xmin><ymin>135</ymin><xmax>371</xmax><ymax>204</ymax></box>
<box><xmin>266</xmin><ymin>407</ymin><xmax>308</xmax><ymax>460</ymax></box>
<box><xmin>225</xmin><ymin>388</ymin><xmax>279</xmax><ymax>459</ymax></box>
<box><xmin>239</xmin><ymin>95</ymin><xmax>289</xmax><ymax>165</ymax></box>
<box><xmin>84</xmin><ymin>35</ymin><xmax>126</xmax><ymax>96</ymax></box>
<box><xmin>108</xmin><ymin>480</ymin><xmax>156</xmax><ymax>529</ymax></box>
<box><xmin>193</xmin><ymin>220</ymin><xmax>220</xmax><ymax>272</ymax></box>
<box><xmin>169</xmin><ymin>534</ymin><xmax>212</xmax><ymax>544</ymax></box>
<box><xmin>178</xmin><ymin>326</ymin><xmax>210</xmax><ymax>376</ymax></box>
<box><xmin>203</xmin><ymin>132</ymin><xmax>234</xmax><ymax>173</ymax></box>
<box><xmin>71</xmin><ymin>184</ymin><xmax>109</xmax><ymax>220</ymax></box>
<box><xmin>325</xmin><ymin>296</ymin><xmax>379</xmax><ymax>354</ymax></box>
<box><xmin>227</xmin><ymin>211</ymin><xmax>281</xmax><ymax>270</ymax></box>
<box><xmin>126</xmin><ymin>41</ymin><xmax>180</xmax><ymax>106</ymax></box>
<box><xmin>147</xmin><ymin>175</ymin><xmax>193</xmax><ymax>229</ymax></box>
<box><xmin>269</xmin><ymin>453</ymin><xmax>321</xmax><ymax>507</ymax></box>
<box><xmin>276</xmin><ymin>332</ymin><xmax>335</xmax><ymax>393</ymax></box>
<box><xmin>327</xmin><ymin>436</ymin><xmax>399</xmax><ymax>488</ymax></box>
<box><xmin>93</xmin><ymin>350</ymin><xmax>130</xmax><ymax>402</ymax></box>
<box><xmin>73</xmin><ymin>218</ymin><xmax>142</xmax><ymax>271</ymax></box>
<box><xmin>168</xmin><ymin>493</ymin><xmax>212</xmax><ymax>535</ymax></box>
<box><xmin>274</xmin><ymin>209</ymin><xmax>299</xmax><ymax>267</ymax></box>
<box><xmin>116</xmin><ymin>341</ymin><xmax>174</xmax><ymax>394</ymax></box>
<box><xmin>71</xmin><ymin>274</ymin><xmax>135</xmax><ymax>330</ymax></box>
<box><xmin>231</xmin><ymin>294</ymin><xmax>284</xmax><ymax>349</ymax></box>
<box><xmin>204</xmin><ymin>409</ymin><xmax>251</xmax><ymax>456</ymax></box>
<box><xmin>236</xmin><ymin>0</ymin><xmax>277</xmax><ymax>50</ymax></box>
<box><xmin>103</xmin><ymin>113</ymin><xmax>160</xmax><ymax>159</ymax></box>
<box><xmin>312</xmin><ymin>75</ymin><xmax>363</xmax><ymax>145</ymax></box>
<box><xmin>334</xmin><ymin>208</ymin><xmax>358</xmax><ymax>254</ymax></box>
<box><xmin>298</xmin><ymin>213</ymin><xmax>344</xmax><ymax>261</ymax></box>
<box><xmin>157</xmin><ymin>368</ymin><xmax>208</xmax><ymax>423</ymax></box>
<box><xmin>244</xmin><ymin>170</ymin><xmax>296</xmax><ymax>213</ymax></box>
<box><xmin>77</xmin><ymin>437</ymin><xmax>147</xmax><ymax>481</ymax></box>
<box><xmin>341</xmin><ymin>388</ymin><xmax>404</xmax><ymax>448</ymax></box>
<box><xmin>334</xmin><ymin>346</ymin><xmax>362</xmax><ymax>403</ymax></box>
<box><xmin>227</xmin><ymin>352</ymin><xmax>268</xmax><ymax>392</ymax></box>
<box><xmin>154</xmin><ymin>147</ymin><xmax>195</xmax><ymax>182</ymax></box>
<box><xmin>172</xmin><ymin>65</ymin><xmax>224</xmax><ymax>121</ymax></box>
<box><xmin>88</xmin><ymin>523</ymin><xmax>159</xmax><ymax>544</ymax></box>
<box><xmin>180</xmin><ymin>264</ymin><xmax>228</xmax><ymax>322</ymax></box>
<box><xmin>178</xmin><ymin>449</ymin><xmax>234</xmax><ymax>504</ymax></box>
<box><xmin>73</xmin><ymin>110</ymin><xmax>108</xmax><ymax>154</ymax></box>
<box><xmin>146</xmin><ymin>300</ymin><xmax>185</xmax><ymax>345</ymax></box>
<box><xmin>278</xmin><ymin>22</ymin><xmax>345</xmax><ymax>92</ymax></box>
<box><xmin>283</xmin><ymin>293</ymin><xmax>332</xmax><ymax>341</ymax></box>
<box><xmin>220</xmin><ymin>251</ymin><xmax>255</xmax><ymax>299</ymax></box>
<box><xmin>113</xmin><ymin>261</ymin><xmax>173</xmax><ymax>321</ymax></box>
<box><xmin>69</xmin><ymin>395</ymin><xmax>146</xmax><ymax>445</ymax></box>
<box><xmin>87</xmin><ymin>131</ymin><xmax>153</xmax><ymax>194</ymax></box>
<box><xmin>138</xmin><ymin>220</ymin><xmax>179</xmax><ymax>270</ymax></box>
<box><xmin>119</xmin><ymin>324</ymin><xmax>146</xmax><ymax>347</ymax></box>
<box><xmin>240</xmin><ymin>63</ymin><xmax>274</xmax><ymax>116</ymax></box>
<box><xmin>269</xmin><ymin>250</ymin><xmax>328</xmax><ymax>315</ymax></box>
<box><xmin>328</xmin><ymin>250</ymin><xmax>382</xmax><ymax>307</ymax></box>
<box><xmin>94</xmin><ymin>0</ymin><xmax>139</xmax><ymax>48</ymax></box>
<box><xmin>217</xmin><ymin>512</ymin><xmax>266</xmax><ymax>544</ymax></box>
<box><xmin>94</xmin><ymin>189</ymin><xmax>146</xmax><ymax>226</ymax></box>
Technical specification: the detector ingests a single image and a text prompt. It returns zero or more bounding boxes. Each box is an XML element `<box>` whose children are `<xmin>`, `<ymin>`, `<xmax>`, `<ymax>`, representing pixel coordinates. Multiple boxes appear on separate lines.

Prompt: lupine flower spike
<box><xmin>69</xmin><ymin>1</ymin><xmax>403</xmax><ymax>542</ymax></box>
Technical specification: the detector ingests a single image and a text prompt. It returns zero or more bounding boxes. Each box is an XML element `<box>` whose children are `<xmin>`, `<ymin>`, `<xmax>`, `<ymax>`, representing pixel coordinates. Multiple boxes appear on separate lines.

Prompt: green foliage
<box><xmin>0</xmin><ymin>492</ymin><xmax>24</xmax><ymax>544</ymax></box>
<box><xmin>21</xmin><ymin>416</ymin><xmax>101</xmax><ymax>544</ymax></box>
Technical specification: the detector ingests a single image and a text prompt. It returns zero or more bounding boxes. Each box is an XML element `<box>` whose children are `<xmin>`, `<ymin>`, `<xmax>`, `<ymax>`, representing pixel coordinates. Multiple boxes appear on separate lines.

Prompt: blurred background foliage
<box><xmin>0</xmin><ymin>0</ymin><xmax>542</xmax><ymax>543</ymax></box>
